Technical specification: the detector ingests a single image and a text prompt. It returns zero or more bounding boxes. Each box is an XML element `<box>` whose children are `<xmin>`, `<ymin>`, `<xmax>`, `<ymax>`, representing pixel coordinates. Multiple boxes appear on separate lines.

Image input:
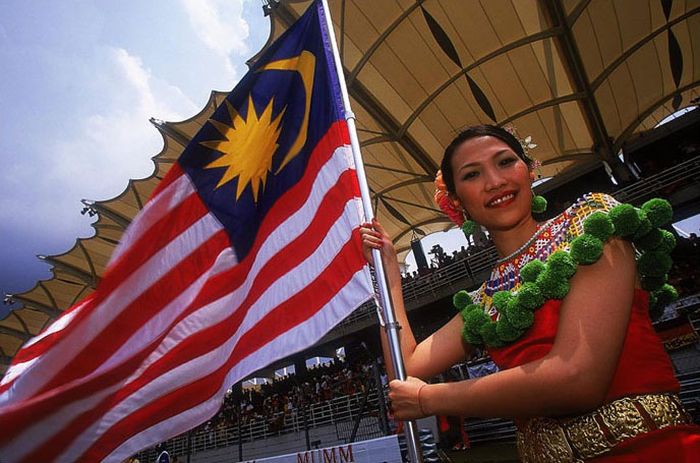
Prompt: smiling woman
<box><xmin>360</xmin><ymin>124</ymin><xmax>700</xmax><ymax>462</ymax></box>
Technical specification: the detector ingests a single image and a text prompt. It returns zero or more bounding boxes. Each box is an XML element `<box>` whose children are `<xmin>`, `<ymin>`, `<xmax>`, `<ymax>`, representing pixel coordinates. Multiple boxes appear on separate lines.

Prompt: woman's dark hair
<box><xmin>440</xmin><ymin>124</ymin><xmax>532</xmax><ymax>194</ymax></box>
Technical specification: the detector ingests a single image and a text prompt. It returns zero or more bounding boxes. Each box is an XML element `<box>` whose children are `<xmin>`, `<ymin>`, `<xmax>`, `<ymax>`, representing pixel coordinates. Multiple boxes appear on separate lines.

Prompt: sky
<box><xmin>0</xmin><ymin>0</ymin><xmax>271</xmax><ymax>311</ymax></box>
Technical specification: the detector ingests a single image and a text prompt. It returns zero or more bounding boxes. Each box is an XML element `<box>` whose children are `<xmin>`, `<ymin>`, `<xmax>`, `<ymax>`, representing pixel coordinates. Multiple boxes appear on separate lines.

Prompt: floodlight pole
<box><xmin>318</xmin><ymin>1</ymin><xmax>424</xmax><ymax>462</ymax></box>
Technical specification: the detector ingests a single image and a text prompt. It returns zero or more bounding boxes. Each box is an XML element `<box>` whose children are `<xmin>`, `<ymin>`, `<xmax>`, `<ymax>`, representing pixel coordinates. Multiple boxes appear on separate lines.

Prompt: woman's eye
<box><xmin>499</xmin><ymin>157</ymin><xmax>517</xmax><ymax>166</ymax></box>
<box><xmin>462</xmin><ymin>171</ymin><xmax>478</xmax><ymax>180</ymax></box>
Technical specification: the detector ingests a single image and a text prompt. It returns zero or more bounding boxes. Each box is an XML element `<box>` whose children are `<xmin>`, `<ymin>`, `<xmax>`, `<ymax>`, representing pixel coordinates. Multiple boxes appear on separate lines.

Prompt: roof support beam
<box><xmin>274</xmin><ymin>2</ymin><xmax>437</xmax><ymax>175</ymax></box>
<box><xmin>0</xmin><ymin>353</ymin><xmax>12</xmax><ymax>368</ymax></box>
<box><xmin>0</xmin><ymin>325</ymin><xmax>31</xmax><ymax>342</ymax></box>
<box><xmin>9</xmin><ymin>295</ymin><xmax>62</xmax><ymax>319</ymax></box>
<box><xmin>498</xmin><ymin>93</ymin><xmax>585</xmax><ymax>127</ymax></box>
<box><xmin>90</xmin><ymin>202</ymin><xmax>132</xmax><ymax>229</ymax></box>
<box><xmin>542</xmin><ymin>0</ymin><xmax>632</xmax><ymax>184</ymax></box>
<box><xmin>591</xmin><ymin>7</ymin><xmax>700</xmax><ymax>91</ymax></box>
<box><xmin>375</xmin><ymin>175</ymin><xmax>434</xmax><ymax>196</ymax></box>
<box><xmin>402</xmin><ymin>28</ymin><xmax>561</xmax><ymax>135</ymax></box>
<box><xmin>364</xmin><ymin>163</ymin><xmax>426</xmax><ymax>178</ymax></box>
<box><xmin>615</xmin><ymin>82</ymin><xmax>700</xmax><ymax>151</ymax></box>
<box><xmin>38</xmin><ymin>255</ymin><xmax>99</xmax><ymax>288</ymax></box>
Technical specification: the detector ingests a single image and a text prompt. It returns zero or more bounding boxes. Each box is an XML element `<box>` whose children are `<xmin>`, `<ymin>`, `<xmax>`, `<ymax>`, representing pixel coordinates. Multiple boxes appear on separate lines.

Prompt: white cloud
<box><xmin>1</xmin><ymin>47</ymin><xmax>200</xmax><ymax>241</ymax></box>
<box><xmin>180</xmin><ymin>0</ymin><xmax>251</xmax><ymax>81</ymax></box>
<box><xmin>112</xmin><ymin>47</ymin><xmax>198</xmax><ymax>122</ymax></box>
<box><xmin>48</xmin><ymin>47</ymin><xmax>199</xmax><ymax>197</ymax></box>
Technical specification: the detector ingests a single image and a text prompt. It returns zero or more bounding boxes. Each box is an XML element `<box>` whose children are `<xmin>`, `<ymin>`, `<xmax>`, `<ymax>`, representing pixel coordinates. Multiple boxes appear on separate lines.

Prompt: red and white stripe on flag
<box><xmin>0</xmin><ymin>119</ymin><xmax>373</xmax><ymax>461</ymax></box>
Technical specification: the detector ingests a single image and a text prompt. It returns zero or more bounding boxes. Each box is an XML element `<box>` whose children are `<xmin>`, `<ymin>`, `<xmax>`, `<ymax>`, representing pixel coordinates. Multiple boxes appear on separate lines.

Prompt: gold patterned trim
<box><xmin>517</xmin><ymin>393</ymin><xmax>691</xmax><ymax>462</ymax></box>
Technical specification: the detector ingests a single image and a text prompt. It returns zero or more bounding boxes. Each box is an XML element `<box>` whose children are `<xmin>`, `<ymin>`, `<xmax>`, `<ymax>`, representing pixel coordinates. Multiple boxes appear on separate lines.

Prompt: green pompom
<box><xmin>461</xmin><ymin>220</ymin><xmax>478</xmax><ymax>236</ymax></box>
<box><xmin>632</xmin><ymin>210</ymin><xmax>652</xmax><ymax>240</ymax></box>
<box><xmin>536</xmin><ymin>269</ymin><xmax>570</xmax><ymax>300</ymax></box>
<box><xmin>546</xmin><ymin>251</ymin><xmax>576</xmax><ymax>278</ymax></box>
<box><xmin>520</xmin><ymin>260</ymin><xmax>546</xmax><ymax>283</ymax></box>
<box><xmin>463</xmin><ymin>308</ymin><xmax>490</xmax><ymax>333</ymax></box>
<box><xmin>531</xmin><ymin>195</ymin><xmax>548</xmax><ymax>214</ymax></box>
<box><xmin>462</xmin><ymin>322</ymin><xmax>483</xmax><ymax>346</ymax></box>
<box><xmin>570</xmin><ymin>234</ymin><xmax>604</xmax><ymax>265</ymax></box>
<box><xmin>459</xmin><ymin>304</ymin><xmax>482</xmax><ymax>321</ymax></box>
<box><xmin>608</xmin><ymin>203</ymin><xmax>640</xmax><ymax>237</ymax></box>
<box><xmin>634</xmin><ymin>228</ymin><xmax>663</xmax><ymax>251</ymax></box>
<box><xmin>653</xmin><ymin>283</ymin><xmax>678</xmax><ymax>307</ymax></box>
<box><xmin>496</xmin><ymin>318</ymin><xmax>522</xmax><ymax>342</ymax></box>
<box><xmin>504</xmin><ymin>300</ymin><xmax>535</xmax><ymax>329</ymax></box>
<box><xmin>479</xmin><ymin>321</ymin><xmax>504</xmax><ymax>347</ymax></box>
<box><xmin>583</xmin><ymin>211</ymin><xmax>614</xmax><ymax>242</ymax></box>
<box><xmin>641</xmin><ymin>198</ymin><xmax>673</xmax><ymax>228</ymax></box>
<box><xmin>657</xmin><ymin>229</ymin><xmax>676</xmax><ymax>254</ymax></box>
<box><xmin>453</xmin><ymin>290</ymin><xmax>473</xmax><ymax>310</ymax></box>
<box><xmin>491</xmin><ymin>291</ymin><xmax>513</xmax><ymax>311</ymax></box>
<box><xmin>641</xmin><ymin>275</ymin><xmax>667</xmax><ymax>292</ymax></box>
<box><xmin>637</xmin><ymin>251</ymin><xmax>673</xmax><ymax>278</ymax></box>
<box><xmin>515</xmin><ymin>282</ymin><xmax>544</xmax><ymax>310</ymax></box>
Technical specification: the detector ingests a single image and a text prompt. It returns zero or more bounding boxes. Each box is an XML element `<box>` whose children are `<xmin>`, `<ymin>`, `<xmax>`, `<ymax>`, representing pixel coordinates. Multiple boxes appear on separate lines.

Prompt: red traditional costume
<box><xmin>471</xmin><ymin>193</ymin><xmax>700</xmax><ymax>462</ymax></box>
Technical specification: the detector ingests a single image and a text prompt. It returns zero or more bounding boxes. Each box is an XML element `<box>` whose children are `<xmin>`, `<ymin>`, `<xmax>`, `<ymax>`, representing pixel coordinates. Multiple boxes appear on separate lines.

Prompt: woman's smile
<box><xmin>486</xmin><ymin>190</ymin><xmax>517</xmax><ymax>208</ymax></box>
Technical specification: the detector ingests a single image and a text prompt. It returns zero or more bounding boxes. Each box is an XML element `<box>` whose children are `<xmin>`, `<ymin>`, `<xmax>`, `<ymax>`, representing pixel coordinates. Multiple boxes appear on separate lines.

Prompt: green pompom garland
<box><xmin>642</xmin><ymin>198</ymin><xmax>673</xmax><ymax>228</ymax></box>
<box><xmin>457</xmin><ymin>198</ymin><xmax>677</xmax><ymax>348</ymax></box>
<box><xmin>520</xmin><ymin>260</ymin><xmax>545</xmax><ymax>282</ymax></box>
<box><xmin>453</xmin><ymin>290</ymin><xmax>473</xmax><ymax>310</ymax></box>
<box><xmin>583</xmin><ymin>211</ymin><xmax>614</xmax><ymax>242</ymax></box>
<box><xmin>570</xmin><ymin>234</ymin><xmax>604</xmax><ymax>265</ymax></box>
<box><xmin>608</xmin><ymin>203</ymin><xmax>640</xmax><ymax>237</ymax></box>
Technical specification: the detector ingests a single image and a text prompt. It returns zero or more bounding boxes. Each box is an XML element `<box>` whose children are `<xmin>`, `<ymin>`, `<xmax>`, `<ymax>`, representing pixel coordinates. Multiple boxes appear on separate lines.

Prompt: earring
<box><xmin>461</xmin><ymin>211</ymin><xmax>478</xmax><ymax>237</ymax></box>
<box><xmin>531</xmin><ymin>191</ymin><xmax>547</xmax><ymax>214</ymax></box>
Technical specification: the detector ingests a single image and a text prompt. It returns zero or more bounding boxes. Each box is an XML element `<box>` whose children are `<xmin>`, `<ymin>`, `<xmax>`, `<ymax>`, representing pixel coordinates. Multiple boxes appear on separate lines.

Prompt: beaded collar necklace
<box><xmin>494</xmin><ymin>218</ymin><xmax>555</xmax><ymax>266</ymax></box>
<box><xmin>454</xmin><ymin>198</ymin><xmax>678</xmax><ymax>349</ymax></box>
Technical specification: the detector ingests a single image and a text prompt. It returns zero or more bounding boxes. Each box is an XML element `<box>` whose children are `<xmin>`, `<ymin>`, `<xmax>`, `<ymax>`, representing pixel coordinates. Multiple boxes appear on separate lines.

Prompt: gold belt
<box><xmin>516</xmin><ymin>393</ymin><xmax>692</xmax><ymax>463</ymax></box>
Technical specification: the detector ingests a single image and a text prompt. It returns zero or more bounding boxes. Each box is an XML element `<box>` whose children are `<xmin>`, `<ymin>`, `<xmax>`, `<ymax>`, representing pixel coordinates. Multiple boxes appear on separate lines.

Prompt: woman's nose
<box><xmin>483</xmin><ymin>167</ymin><xmax>507</xmax><ymax>191</ymax></box>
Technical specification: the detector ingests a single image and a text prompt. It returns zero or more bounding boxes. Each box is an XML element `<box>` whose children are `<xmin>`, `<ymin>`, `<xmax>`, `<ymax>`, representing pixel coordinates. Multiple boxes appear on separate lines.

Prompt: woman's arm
<box><xmin>389</xmin><ymin>237</ymin><xmax>638</xmax><ymax>420</ymax></box>
<box><xmin>361</xmin><ymin>220</ymin><xmax>471</xmax><ymax>380</ymax></box>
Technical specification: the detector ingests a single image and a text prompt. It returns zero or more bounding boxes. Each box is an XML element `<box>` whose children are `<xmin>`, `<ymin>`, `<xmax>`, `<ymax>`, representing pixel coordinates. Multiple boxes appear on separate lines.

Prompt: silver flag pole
<box><xmin>318</xmin><ymin>1</ymin><xmax>424</xmax><ymax>462</ymax></box>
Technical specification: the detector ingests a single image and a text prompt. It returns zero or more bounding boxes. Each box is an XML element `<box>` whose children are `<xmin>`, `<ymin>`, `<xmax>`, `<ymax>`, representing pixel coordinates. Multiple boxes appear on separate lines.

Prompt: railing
<box><xmin>137</xmin><ymin>389</ymin><xmax>385</xmax><ymax>461</ymax></box>
<box><xmin>614</xmin><ymin>155</ymin><xmax>700</xmax><ymax>204</ymax></box>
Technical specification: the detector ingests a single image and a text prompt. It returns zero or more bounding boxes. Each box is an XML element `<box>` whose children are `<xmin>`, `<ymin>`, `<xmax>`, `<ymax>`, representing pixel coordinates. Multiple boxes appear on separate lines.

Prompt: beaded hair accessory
<box><xmin>503</xmin><ymin>124</ymin><xmax>541</xmax><ymax>169</ymax></box>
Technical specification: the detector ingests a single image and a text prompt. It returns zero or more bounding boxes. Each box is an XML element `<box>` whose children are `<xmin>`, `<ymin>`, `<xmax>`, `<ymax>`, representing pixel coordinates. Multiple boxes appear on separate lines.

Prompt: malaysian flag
<box><xmin>0</xmin><ymin>2</ymin><xmax>373</xmax><ymax>461</ymax></box>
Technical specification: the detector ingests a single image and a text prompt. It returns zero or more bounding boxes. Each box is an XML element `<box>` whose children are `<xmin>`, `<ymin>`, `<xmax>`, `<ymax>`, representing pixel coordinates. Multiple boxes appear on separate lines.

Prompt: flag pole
<box><xmin>318</xmin><ymin>1</ymin><xmax>424</xmax><ymax>462</ymax></box>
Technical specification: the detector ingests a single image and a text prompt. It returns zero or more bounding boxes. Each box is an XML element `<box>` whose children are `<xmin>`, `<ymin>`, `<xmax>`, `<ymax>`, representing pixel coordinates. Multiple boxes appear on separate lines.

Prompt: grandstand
<box><xmin>3</xmin><ymin>1</ymin><xmax>700</xmax><ymax>462</ymax></box>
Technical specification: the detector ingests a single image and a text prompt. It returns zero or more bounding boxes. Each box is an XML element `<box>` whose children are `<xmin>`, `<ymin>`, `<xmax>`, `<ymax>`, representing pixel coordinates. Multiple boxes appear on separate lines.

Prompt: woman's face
<box><xmin>449</xmin><ymin>135</ymin><xmax>534</xmax><ymax>232</ymax></box>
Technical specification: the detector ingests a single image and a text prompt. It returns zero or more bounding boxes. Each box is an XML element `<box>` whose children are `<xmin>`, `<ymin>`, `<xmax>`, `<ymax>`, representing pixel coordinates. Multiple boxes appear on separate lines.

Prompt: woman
<box><xmin>360</xmin><ymin>125</ymin><xmax>700</xmax><ymax>462</ymax></box>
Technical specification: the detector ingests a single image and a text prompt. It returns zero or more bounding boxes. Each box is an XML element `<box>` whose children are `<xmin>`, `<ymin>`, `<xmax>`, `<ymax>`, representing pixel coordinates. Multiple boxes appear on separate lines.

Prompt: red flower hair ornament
<box><xmin>434</xmin><ymin>170</ymin><xmax>464</xmax><ymax>227</ymax></box>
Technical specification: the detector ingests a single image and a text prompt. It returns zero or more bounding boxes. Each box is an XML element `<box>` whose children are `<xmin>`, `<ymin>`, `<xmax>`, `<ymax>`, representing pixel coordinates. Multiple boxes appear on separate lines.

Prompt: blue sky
<box><xmin>0</xmin><ymin>0</ymin><xmax>271</xmax><ymax>304</ymax></box>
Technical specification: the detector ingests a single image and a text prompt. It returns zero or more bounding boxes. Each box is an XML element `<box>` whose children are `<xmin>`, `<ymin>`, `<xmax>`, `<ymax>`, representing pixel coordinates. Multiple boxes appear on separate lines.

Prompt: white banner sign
<box><xmin>241</xmin><ymin>435</ymin><xmax>403</xmax><ymax>463</ymax></box>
